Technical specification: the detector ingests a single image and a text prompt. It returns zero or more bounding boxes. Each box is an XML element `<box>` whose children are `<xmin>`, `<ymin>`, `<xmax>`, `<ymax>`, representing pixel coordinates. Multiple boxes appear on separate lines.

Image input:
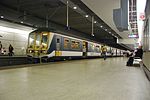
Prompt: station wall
<box><xmin>0</xmin><ymin>21</ymin><xmax>33</xmax><ymax>56</ymax></box>
<box><xmin>0</xmin><ymin>30</ymin><xmax>29</xmax><ymax>55</ymax></box>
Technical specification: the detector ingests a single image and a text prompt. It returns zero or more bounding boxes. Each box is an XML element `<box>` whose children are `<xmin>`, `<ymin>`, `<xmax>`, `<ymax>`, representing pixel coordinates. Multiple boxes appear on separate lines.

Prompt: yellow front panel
<box><xmin>55</xmin><ymin>51</ymin><xmax>62</xmax><ymax>56</ymax></box>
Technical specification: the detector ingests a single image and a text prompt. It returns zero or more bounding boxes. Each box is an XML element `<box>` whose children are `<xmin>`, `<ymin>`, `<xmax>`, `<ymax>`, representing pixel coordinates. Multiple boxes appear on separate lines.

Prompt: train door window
<box><xmin>57</xmin><ymin>38</ymin><xmax>60</xmax><ymax>43</ymax></box>
<box><xmin>56</xmin><ymin>37</ymin><xmax>61</xmax><ymax>51</ymax></box>
<box><xmin>29</xmin><ymin>32</ymin><xmax>35</xmax><ymax>48</ymax></box>
<box><xmin>42</xmin><ymin>33</ymin><xmax>48</xmax><ymax>49</ymax></box>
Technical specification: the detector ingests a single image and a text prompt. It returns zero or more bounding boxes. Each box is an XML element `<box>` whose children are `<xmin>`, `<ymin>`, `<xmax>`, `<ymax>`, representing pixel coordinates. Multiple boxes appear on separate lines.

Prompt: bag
<box><xmin>133</xmin><ymin>57</ymin><xmax>142</xmax><ymax>67</ymax></box>
<box><xmin>126</xmin><ymin>57</ymin><xmax>134</xmax><ymax>66</ymax></box>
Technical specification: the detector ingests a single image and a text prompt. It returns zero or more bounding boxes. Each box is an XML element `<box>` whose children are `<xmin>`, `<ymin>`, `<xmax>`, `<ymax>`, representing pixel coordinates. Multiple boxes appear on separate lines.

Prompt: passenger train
<box><xmin>27</xmin><ymin>28</ymin><xmax>124</xmax><ymax>62</ymax></box>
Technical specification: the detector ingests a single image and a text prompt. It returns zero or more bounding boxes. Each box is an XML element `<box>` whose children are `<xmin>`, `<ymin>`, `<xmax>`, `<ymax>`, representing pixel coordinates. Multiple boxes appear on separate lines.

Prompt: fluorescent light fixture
<box><xmin>0</xmin><ymin>16</ymin><xmax>4</xmax><ymax>18</ymax></box>
<box><xmin>128</xmin><ymin>34</ymin><xmax>138</xmax><ymax>38</ymax></box>
<box><xmin>85</xmin><ymin>15</ymin><xmax>89</xmax><ymax>18</ymax></box>
<box><xmin>0</xmin><ymin>26</ymin><xmax>30</xmax><ymax>34</ymax></box>
<box><xmin>73</xmin><ymin>6</ymin><xmax>77</xmax><ymax>9</ymax></box>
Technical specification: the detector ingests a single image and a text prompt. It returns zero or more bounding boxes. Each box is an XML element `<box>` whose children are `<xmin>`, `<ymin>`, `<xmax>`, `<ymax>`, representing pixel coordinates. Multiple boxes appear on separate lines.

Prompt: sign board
<box><xmin>139</xmin><ymin>13</ymin><xmax>145</xmax><ymax>20</ymax></box>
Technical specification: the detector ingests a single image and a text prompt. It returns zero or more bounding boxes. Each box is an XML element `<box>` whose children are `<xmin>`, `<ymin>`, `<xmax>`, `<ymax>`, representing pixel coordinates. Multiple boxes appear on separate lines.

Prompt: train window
<box><xmin>35</xmin><ymin>34</ymin><xmax>41</xmax><ymax>48</ymax></box>
<box><xmin>91</xmin><ymin>44</ymin><xmax>95</xmax><ymax>51</ymax></box>
<box><xmin>75</xmin><ymin>42</ymin><xmax>80</xmax><ymax>49</ymax></box>
<box><xmin>71</xmin><ymin>41</ymin><xmax>75</xmax><ymax>49</ymax></box>
<box><xmin>29</xmin><ymin>33</ymin><xmax>35</xmax><ymax>48</ymax></box>
<box><xmin>96</xmin><ymin>45</ymin><xmax>100</xmax><ymax>52</ymax></box>
<box><xmin>64</xmin><ymin>38</ymin><xmax>70</xmax><ymax>49</ymax></box>
<box><xmin>71</xmin><ymin>40</ymin><xmax>80</xmax><ymax>49</ymax></box>
<box><xmin>42</xmin><ymin>33</ymin><xmax>48</xmax><ymax>49</ymax></box>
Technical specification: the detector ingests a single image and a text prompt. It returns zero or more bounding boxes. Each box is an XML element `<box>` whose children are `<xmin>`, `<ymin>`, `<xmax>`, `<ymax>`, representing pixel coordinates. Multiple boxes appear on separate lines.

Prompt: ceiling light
<box><xmin>73</xmin><ymin>6</ymin><xmax>77</xmax><ymax>9</ymax></box>
<box><xmin>100</xmin><ymin>25</ymin><xmax>103</xmax><ymax>28</ymax></box>
<box><xmin>94</xmin><ymin>21</ymin><xmax>97</xmax><ymax>23</ymax></box>
<box><xmin>20</xmin><ymin>21</ymin><xmax>23</xmax><ymax>23</ymax></box>
<box><xmin>85</xmin><ymin>15</ymin><xmax>89</xmax><ymax>18</ymax></box>
<box><xmin>0</xmin><ymin>16</ymin><xmax>4</xmax><ymax>18</ymax></box>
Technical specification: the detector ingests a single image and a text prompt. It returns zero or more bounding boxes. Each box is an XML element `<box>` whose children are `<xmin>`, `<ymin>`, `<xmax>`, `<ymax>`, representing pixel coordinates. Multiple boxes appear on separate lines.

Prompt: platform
<box><xmin>0</xmin><ymin>56</ymin><xmax>30</xmax><ymax>67</ymax></box>
<box><xmin>0</xmin><ymin>57</ymin><xmax>150</xmax><ymax>100</ymax></box>
<box><xmin>143</xmin><ymin>52</ymin><xmax>150</xmax><ymax>80</ymax></box>
<box><xmin>143</xmin><ymin>52</ymin><xmax>150</xmax><ymax>70</ymax></box>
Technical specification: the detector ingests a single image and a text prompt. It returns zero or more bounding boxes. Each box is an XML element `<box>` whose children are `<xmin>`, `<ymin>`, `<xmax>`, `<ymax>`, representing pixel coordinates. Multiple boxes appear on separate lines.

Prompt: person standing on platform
<box><xmin>101</xmin><ymin>45</ymin><xmax>107</xmax><ymax>60</ymax></box>
<box><xmin>0</xmin><ymin>41</ymin><xmax>2</xmax><ymax>54</ymax></box>
<box><xmin>9</xmin><ymin>44</ymin><xmax>14</xmax><ymax>56</ymax></box>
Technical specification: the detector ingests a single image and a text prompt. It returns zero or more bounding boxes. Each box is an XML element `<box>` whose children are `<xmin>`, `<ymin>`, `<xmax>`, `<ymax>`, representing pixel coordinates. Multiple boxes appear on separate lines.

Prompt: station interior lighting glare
<box><xmin>73</xmin><ymin>6</ymin><xmax>77</xmax><ymax>9</ymax></box>
<box><xmin>0</xmin><ymin>26</ymin><xmax>30</xmax><ymax>34</ymax></box>
<box><xmin>94</xmin><ymin>21</ymin><xmax>97</xmax><ymax>23</ymax></box>
<box><xmin>0</xmin><ymin>16</ymin><xmax>4</xmax><ymax>18</ymax></box>
<box><xmin>85</xmin><ymin>15</ymin><xmax>89</xmax><ymax>18</ymax></box>
<box><xmin>100</xmin><ymin>25</ymin><xmax>103</xmax><ymax>28</ymax></box>
<box><xmin>20</xmin><ymin>21</ymin><xmax>24</xmax><ymax>23</ymax></box>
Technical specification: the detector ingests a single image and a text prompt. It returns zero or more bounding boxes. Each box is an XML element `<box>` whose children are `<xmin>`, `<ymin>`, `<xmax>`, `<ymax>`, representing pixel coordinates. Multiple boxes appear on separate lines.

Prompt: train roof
<box><xmin>30</xmin><ymin>28</ymin><xmax>56</xmax><ymax>33</ymax></box>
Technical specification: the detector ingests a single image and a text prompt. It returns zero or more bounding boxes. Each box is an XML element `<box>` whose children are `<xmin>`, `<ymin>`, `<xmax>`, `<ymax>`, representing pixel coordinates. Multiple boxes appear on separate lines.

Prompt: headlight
<box><xmin>29</xmin><ymin>50</ymin><xmax>32</xmax><ymax>53</ymax></box>
<box><xmin>43</xmin><ymin>50</ymin><xmax>47</xmax><ymax>53</ymax></box>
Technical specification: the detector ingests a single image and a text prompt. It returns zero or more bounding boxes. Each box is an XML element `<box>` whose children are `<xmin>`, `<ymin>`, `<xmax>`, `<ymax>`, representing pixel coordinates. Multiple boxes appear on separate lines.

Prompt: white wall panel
<box><xmin>0</xmin><ymin>24</ymin><xmax>32</xmax><ymax>55</ymax></box>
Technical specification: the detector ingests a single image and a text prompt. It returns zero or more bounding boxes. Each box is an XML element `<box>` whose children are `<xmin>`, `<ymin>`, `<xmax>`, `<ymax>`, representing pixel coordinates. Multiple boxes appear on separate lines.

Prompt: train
<box><xmin>27</xmin><ymin>28</ymin><xmax>125</xmax><ymax>62</ymax></box>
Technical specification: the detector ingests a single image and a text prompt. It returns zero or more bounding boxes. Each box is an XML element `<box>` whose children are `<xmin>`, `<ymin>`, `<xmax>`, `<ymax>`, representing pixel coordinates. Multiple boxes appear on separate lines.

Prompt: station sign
<box><xmin>139</xmin><ymin>13</ymin><xmax>145</xmax><ymax>21</ymax></box>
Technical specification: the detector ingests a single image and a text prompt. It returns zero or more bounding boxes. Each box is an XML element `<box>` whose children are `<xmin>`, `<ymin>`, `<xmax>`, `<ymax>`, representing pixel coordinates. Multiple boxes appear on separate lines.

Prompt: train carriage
<box><xmin>27</xmin><ymin>28</ymin><xmax>123</xmax><ymax>62</ymax></box>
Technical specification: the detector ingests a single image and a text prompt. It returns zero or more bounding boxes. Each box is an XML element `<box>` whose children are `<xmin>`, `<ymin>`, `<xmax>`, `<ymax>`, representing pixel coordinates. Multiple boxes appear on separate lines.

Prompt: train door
<box><xmin>34</xmin><ymin>33</ymin><xmax>41</xmax><ymax>57</ymax></box>
<box><xmin>55</xmin><ymin>36</ymin><xmax>62</xmax><ymax>56</ymax></box>
<box><xmin>41</xmin><ymin>32</ymin><xmax>48</xmax><ymax>53</ymax></box>
<box><xmin>83</xmin><ymin>41</ymin><xmax>88</xmax><ymax>57</ymax></box>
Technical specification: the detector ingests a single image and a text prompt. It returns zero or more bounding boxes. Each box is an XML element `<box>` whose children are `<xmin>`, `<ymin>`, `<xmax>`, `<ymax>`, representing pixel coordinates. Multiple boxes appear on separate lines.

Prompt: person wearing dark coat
<box><xmin>134</xmin><ymin>46</ymin><xmax>143</xmax><ymax>59</ymax></box>
<box><xmin>0</xmin><ymin>41</ymin><xmax>2</xmax><ymax>54</ymax></box>
<box><xmin>9</xmin><ymin>44</ymin><xmax>14</xmax><ymax>56</ymax></box>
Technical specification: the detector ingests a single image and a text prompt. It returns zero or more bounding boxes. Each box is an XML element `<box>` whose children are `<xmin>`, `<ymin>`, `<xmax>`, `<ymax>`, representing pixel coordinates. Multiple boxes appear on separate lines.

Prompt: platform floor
<box><xmin>0</xmin><ymin>57</ymin><xmax>150</xmax><ymax>100</ymax></box>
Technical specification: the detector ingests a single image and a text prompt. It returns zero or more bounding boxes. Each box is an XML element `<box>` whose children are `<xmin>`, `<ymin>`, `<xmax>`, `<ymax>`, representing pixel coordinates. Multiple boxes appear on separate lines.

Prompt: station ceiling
<box><xmin>0</xmin><ymin>0</ymin><xmax>130</xmax><ymax>50</ymax></box>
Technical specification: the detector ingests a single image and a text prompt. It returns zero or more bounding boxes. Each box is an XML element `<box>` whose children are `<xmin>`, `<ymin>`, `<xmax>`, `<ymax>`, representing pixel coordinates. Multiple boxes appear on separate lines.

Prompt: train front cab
<box><xmin>27</xmin><ymin>31</ymin><xmax>50</xmax><ymax>62</ymax></box>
